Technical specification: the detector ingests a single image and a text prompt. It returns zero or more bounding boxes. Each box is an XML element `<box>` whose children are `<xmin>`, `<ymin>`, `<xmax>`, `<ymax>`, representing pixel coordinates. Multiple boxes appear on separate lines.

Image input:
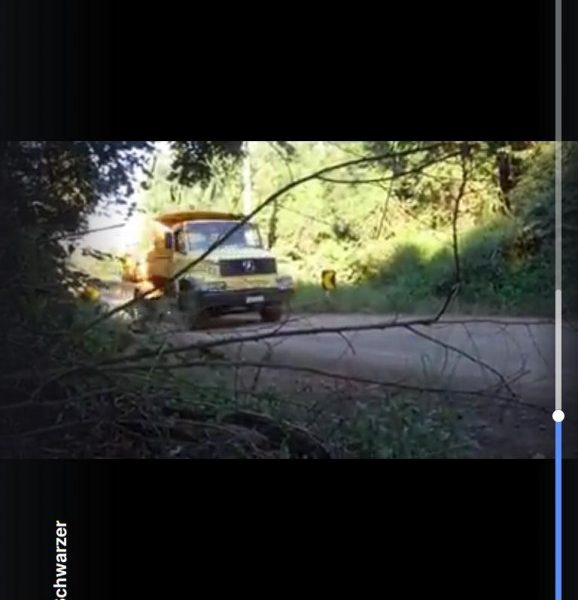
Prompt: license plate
<box><xmin>246</xmin><ymin>295</ymin><xmax>265</xmax><ymax>304</ymax></box>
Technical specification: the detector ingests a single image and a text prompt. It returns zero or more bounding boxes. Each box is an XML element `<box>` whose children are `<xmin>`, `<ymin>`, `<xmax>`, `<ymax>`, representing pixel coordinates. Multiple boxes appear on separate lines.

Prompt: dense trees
<box><xmin>0</xmin><ymin>140</ymin><xmax>556</xmax><ymax>316</ymax></box>
<box><xmin>0</xmin><ymin>140</ymin><xmax>568</xmax><ymax>458</ymax></box>
<box><xmin>128</xmin><ymin>140</ymin><xmax>558</xmax><ymax>314</ymax></box>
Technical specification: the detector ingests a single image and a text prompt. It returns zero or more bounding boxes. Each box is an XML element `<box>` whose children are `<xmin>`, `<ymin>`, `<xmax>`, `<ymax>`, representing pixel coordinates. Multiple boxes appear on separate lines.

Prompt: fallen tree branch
<box><xmin>95</xmin><ymin>285</ymin><xmax>459</xmax><ymax>369</ymax></box>
<box><xmin>101</xmin><ymin>358</ymin><xmax>548</xmax><ymax>412</ymax></box>
<box><xmin>0</xmin><ymin>315</ymin><xmax>553</xmax><ymax>385</ymax></box>
<box><xmin>0</xmin><ymin>419</ymin><xmax>100</xmax><ymax>440</ymax></box>
<box><xmin>404</xmin><ymin>324</ymin><xmax>518</xmax><ymax>399</ymax></box>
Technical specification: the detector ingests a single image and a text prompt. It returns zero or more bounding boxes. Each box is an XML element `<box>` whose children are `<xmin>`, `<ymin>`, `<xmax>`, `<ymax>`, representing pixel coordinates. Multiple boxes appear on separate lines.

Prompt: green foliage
<box><xmin>168</xmin><ymin>373</ymin><xmax>466</xmax><ymax>458</ymax></box>
<box><xmin>167</xmin><ymin>141</ymin><xmax>244</xmax><ymax>187</ymax></box>
<box><xmin>0</xmin><ymin>142</ymin><xmax>149</xmax><ymax>340</ymax></box>
<box><xmin>135</xmin><ymin>140</ymin><xmax>558</xmax><ymax>316</ymax></box>
<box><xmin>141</xmin><ymin>146</ymin><xmax>243</xmax><ymax>216</ymax></box>
<box><xmin>1</xmin><ymin>139</ymin><xmax>563</xmax><ymax>457</ymax></box>
<box><xmin>326</xmin><ymin>396</ymin><xmax>466</xmax><ymax>459</ymax></box>
<box><xmin>72</xmin><ymin>304</ymin><xmax>137</xmax><ymax>358</ymax></box>
<box><xmin>290</xmin><ymin>216</ymin><xmax>554</xmax><ymax>316</ymax></box>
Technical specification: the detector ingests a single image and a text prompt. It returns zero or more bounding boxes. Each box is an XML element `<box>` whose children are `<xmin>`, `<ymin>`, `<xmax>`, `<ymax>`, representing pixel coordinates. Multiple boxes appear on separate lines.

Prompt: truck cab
<box><xmin>127</xmin><ymin>211</ymin><xmax>294</xmax><ymax>327</ymax></box>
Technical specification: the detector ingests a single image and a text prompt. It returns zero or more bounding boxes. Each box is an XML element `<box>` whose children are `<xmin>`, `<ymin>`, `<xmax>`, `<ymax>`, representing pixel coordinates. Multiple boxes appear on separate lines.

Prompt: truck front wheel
<box><xmin>260</xmin><ymin>305</ymin><xmax>283</xmax><ymax>323</ymax></box>
<box><xmin>177</xmin><ymin>289</ymin><xmax>209</xmax><ymax>330</ymax></box>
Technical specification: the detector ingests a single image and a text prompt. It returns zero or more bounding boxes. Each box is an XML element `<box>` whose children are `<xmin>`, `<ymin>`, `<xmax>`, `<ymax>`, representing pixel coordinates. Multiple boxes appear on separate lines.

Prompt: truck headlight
<box><xmin>276</xmin><ymin>276</ymin><xmax>294</xmax><ymax>290</ymax></box>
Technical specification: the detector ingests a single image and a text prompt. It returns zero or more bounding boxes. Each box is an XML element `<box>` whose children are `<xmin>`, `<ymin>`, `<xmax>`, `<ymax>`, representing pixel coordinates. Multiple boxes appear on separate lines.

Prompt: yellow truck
<box><xmin>123</xmin><ymin>211</ymin><xmax>294</xmax><ymax>327</ymax></box>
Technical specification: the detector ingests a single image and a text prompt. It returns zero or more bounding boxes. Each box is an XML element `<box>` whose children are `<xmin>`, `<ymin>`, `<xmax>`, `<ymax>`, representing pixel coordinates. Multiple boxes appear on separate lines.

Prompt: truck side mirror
<box><xmin>164</xmin><ymin>232</ymin><xmax>174</xmax><ymax>250</ymax></box>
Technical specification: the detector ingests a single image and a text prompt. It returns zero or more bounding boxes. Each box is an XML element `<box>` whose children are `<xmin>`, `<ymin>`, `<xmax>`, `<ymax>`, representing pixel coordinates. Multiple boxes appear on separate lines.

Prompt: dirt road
<box><xmin>170</xmin><ymin>313</ymin><xmax>570</xmax><ymax>404</ymax></box>
<box><xmin>166</xmin><ymin>312</ymin><xmax>575</xmax><ymax>458</ymax></box>
<box><xmin>102</xmin><ymin>289</ymin><xmax>576</xmax><ymax>456</ymax></box>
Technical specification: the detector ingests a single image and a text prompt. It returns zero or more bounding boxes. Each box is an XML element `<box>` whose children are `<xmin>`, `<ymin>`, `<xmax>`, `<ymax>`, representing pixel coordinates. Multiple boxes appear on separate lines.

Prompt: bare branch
<box><xmin>51</xmin><ymin>222</ymin><xmax>127</xmax><ymax>242</ymax></box>
<box><xmin>104</xmin><ymin>358</ymin><xmax>547</xmax><ymax>412</ymax></box>
<box><xmin>404</xmin><ymin>324</ymin><xmax>518</xmax><ymax>399</ymax></box>
<box><xmin>0</xmin><ymin>419</ymin><xmax>100</xmax><ymax>440</ymax></box>
<box><xmin>0</xmin><ymin>316</ymin><xmax>552</xmax><ymax>385</ymax></box>
<box><xmin>374</xmin><ymin>177</ymin><xmax>395</xmax><ymax>239</ymax></box>
<box><xmin>452</xmin><ymin>144</ymin><xmax>470</xmax><ymax>284</ymax></box>
<box><xmin>93</xmin><ymin>287</ymin><xmax>457</xmax><ymax>369</ymax></box>
<box><xmin>317</xmin><ymin>151</ymin><xmax>462</xmax><ymax>185</ymax></box>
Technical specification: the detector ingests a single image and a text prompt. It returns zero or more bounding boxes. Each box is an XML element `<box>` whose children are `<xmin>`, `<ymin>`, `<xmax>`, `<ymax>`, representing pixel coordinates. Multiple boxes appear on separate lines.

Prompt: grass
<box><xmin>284</xmin><ymin>217</ymin><xmax>554</xmax><ymax>317</ymax></box>
<box><xmin>290</xmin><ymin>277</ymin><xmax>553</xmax><ymax>317</ymax></box>
<box><xmin>170</xmin><ymin>370</ymin><xmax>468</xmax><ymax>459</ymax></box>
<box><xmin>319</xmin><ymin>395</ymin><xmax>468</xmax><ymax>459</ymax></box>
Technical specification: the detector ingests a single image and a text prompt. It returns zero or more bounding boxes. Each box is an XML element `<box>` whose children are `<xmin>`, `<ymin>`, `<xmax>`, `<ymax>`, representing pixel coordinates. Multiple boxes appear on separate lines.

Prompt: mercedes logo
<box><xmin>243</xmin><ymin>260</ymin><xmax>256</xmax><ymax>273</ymax></box>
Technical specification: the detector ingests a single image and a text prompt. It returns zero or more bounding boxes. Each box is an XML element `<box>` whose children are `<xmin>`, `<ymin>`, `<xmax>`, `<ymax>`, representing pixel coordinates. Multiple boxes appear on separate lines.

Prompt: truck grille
<box><xmin>219</xmin><ymin>258</ymin><xmax>277</xmax><ymax>277</ymax></box>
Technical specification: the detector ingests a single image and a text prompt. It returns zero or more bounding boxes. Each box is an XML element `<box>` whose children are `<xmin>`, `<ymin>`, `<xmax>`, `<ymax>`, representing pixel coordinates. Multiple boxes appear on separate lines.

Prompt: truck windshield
<box><xmin>184</xmin><ymin>221</ymin><xmax>263</xmax><ymax>252</ymax></box>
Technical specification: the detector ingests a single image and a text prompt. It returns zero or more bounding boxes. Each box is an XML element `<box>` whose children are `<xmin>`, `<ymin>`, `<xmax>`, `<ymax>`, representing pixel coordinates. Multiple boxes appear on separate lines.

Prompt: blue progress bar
<box><xmin>555</xmin><ymin>421</ymin><xmax>562</xmax><ymax>600</ymax></box>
